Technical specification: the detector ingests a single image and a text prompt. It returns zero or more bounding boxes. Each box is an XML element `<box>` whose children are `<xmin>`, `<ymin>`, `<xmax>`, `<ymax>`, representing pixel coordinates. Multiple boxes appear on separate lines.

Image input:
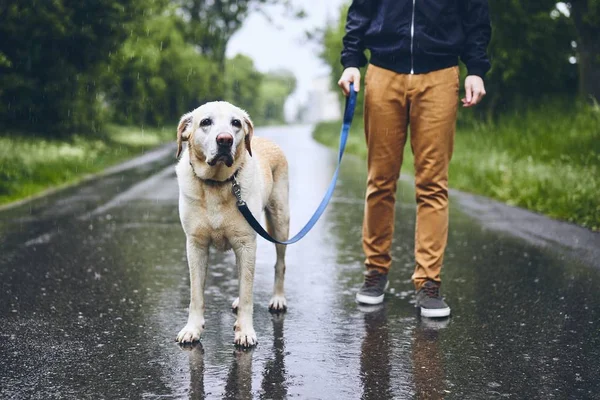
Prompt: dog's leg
<box><xmin>177</xmin><ymin>238</ymin><xmax>209</xmax><ymax>344</ymax></box>
<box><xmin>265</xmin><ymin>183</ymin><xmax>289</xmax><ymax>312</ymax></box>
<box><xmin>233</xmin><ymin>240</ymin><xmax>257</xmax><ymax>347</ymax></box>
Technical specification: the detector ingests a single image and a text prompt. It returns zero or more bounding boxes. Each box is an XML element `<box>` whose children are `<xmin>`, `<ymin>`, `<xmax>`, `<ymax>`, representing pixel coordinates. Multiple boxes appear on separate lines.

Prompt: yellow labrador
<box><xmin>174</xmin><ymin>101</ymin><xmax>289</xmax><ymax>347</ymax></box>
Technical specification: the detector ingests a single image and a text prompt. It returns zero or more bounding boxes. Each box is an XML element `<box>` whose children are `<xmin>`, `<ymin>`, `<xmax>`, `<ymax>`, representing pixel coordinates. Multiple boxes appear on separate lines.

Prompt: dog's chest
<box><xmin>182</xmin><ymin>186</ymin><xmax>244</xmax><ymax>250</ymax></box>
<box><xmin>203</xmin><ymin>192</ymin><xmax>227</xmax><ymax>226</ymax></box>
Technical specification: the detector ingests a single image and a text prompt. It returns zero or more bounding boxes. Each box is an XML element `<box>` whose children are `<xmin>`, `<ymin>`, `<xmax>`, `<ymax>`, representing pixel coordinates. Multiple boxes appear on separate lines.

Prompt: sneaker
<box><xmin>415</xmin><ymin>281</ymin><xmax>451</xmax><ymax>318</ymax></box>
<box><xmin>356</xmin><ymin>270</ymin><xmax>389</xmax><ymax>305</ymax></box>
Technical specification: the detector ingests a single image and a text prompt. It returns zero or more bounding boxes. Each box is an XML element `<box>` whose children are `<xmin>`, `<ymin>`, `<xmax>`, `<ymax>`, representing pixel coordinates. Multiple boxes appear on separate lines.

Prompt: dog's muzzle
<box><xmin>208</xmin><ymin>152</ymin><xmax>234</xmax><ymax>167</ymax></box>
<box><xmin>208</xmin><ymin>133</ymin><xmax>235</xmax><ymax>167</ymax></box>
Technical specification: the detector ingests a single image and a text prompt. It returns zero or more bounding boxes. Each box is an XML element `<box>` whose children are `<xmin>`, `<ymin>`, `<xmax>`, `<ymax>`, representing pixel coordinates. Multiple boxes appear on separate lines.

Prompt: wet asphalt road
<box><xmin>1</xmin><ymin>125</ymin><xmax>600</xmax><ymax>399</ymax></box>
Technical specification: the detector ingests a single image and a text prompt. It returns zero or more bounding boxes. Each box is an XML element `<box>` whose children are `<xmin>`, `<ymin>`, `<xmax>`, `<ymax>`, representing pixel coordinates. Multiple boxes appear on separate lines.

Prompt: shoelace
<box><xmin>422</xmin><ymin>283</ymin><xmax>440</xmax><ymax>298</ymax></box>
<box><xmin>364</xmin><ymin>272</ymin><xmax>382</xmax><ymax>287</ymax></box>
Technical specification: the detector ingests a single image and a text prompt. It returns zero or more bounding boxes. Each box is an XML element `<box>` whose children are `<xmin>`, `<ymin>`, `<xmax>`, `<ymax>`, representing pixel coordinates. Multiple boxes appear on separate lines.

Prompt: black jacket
<box><xmin>341</xmin><ymin>0</ymin><xmax>491</xmax><ymax>77</ymax></box>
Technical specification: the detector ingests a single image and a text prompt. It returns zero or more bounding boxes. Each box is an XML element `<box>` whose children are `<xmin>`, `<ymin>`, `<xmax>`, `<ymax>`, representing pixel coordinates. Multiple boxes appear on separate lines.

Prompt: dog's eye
<box><xmin>231</xmin><ymin>119</ymin><xmax>242</xmax><ymax>128</ymax></box>
<box><xmin>200</xmin><ymin>118</ymin><xmax>212</xmax><ymax>127</ymax></box>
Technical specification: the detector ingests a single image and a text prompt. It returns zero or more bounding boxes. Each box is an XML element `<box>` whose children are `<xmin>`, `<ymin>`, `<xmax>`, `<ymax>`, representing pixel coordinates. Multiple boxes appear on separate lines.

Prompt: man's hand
<box><xmin>462</xmin><ymin>75</ymin><xmax>486</xmax><ymax>107</ymax></box>
<box><xmin>338</xmin><ymin>67</ymin><xmax>361</xmax><ymax>96</ymax></box>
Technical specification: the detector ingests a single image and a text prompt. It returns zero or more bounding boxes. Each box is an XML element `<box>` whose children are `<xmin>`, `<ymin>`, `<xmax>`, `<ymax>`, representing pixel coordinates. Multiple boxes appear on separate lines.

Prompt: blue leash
<box><xmin>232</xmin><ymin>83</ymin><xmax>358</xmax><ymax>245</ymax></box>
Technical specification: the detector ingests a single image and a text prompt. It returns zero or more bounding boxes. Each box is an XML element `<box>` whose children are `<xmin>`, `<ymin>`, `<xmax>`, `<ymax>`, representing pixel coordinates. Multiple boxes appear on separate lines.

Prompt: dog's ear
<box><xmin>243</xmin><ymin>115</ymin><xmax>254</xmax><ymax>157</ymax></box>
<box><xmin>176</xmin><ymin>113</ymin><xmax>193</xmax><ymax>159</ymax></box>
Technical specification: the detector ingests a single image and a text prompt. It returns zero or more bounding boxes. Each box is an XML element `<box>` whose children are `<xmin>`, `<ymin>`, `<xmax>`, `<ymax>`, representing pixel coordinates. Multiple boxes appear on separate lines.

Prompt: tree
<box><xmin>0</xmin><ymin>0</ymin><xmax>146</xmax><ymax>135</ymax></box>
<box><xmin>569</xmin><ymin>0</ymin><xmax>600</xmax><ymax>101</ymax></box>
<box><xmin>177</xmin><ymin>0</ymin><xmax>302</xmax><ymax>99</ymax></box>
<box><xmin>256</xmin><ymin>69</ymin><xmax>296</xmax><ymax>124</ymax></box>
<box><xmin>484</xmin><ymin>1</ymin><xmax>578</xmax><ymax>113</ymax></box>
<box><xmin>105</xmin><ymin>10</ymin><xmax>218</xmax><ymax>125</ymax></box>
<box><xmin>225</xmin><ymin>54</ymin><xmax>264</xmax><ymax>119</ymax></box>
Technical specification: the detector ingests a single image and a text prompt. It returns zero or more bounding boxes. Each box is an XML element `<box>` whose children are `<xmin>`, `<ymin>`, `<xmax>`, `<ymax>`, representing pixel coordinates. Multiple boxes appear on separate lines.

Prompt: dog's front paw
<box><xmin>234</xmin><ymin>322</ymin><xmax>257</xmax><ymax>348</ymax></box>
<box><xmin>176</xmin><ymin>323</ymin><xmax>204</xmax><ymax>344</ymax></box>
<box><xmin>268</xmin><ymin>295</ymin><xmax>287</xmax><ymax>313</ymax></box>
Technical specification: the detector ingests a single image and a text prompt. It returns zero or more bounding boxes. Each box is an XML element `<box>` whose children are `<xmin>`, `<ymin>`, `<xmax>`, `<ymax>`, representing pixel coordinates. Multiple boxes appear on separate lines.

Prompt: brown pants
<box><xmin>362</xmin><ymin>64</ymin><xmax>459</xmax><ymax>290</ymax></box>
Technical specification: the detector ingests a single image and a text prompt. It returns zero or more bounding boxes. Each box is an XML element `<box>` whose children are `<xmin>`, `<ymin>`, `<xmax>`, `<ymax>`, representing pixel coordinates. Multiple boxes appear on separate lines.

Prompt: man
<box><xmin>338</xmin><ymin>0</ymin><xmax>491</xmax><ymax>317</ymax></box>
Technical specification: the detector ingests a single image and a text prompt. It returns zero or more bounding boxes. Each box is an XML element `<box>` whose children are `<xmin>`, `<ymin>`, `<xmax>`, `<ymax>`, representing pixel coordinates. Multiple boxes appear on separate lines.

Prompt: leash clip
<box><xmin>231</xmin><ymin>177</ymin><xmax>246</xmax><ymax>207</ymax></box>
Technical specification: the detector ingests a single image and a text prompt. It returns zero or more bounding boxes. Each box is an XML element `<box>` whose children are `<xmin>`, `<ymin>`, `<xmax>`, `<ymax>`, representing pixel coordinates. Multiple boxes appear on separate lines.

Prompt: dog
<box><xmin>174</xmin><ymin>101</ymin><xmax>289</xmax><ymax>347</ymax></box>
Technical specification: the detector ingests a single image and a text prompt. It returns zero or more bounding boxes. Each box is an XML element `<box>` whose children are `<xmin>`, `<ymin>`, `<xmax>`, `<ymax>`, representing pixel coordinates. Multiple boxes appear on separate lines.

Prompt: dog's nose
<box><xmin>216</xmin><ymin>133</ymin><xmax>234</xmax><ymax>147</ymax></box>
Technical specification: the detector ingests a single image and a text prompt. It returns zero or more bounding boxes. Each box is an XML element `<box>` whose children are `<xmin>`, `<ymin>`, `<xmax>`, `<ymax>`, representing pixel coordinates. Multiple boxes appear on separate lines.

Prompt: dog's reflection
<box><xmin>260</xmin><ymin>313</ymin><xmax>287</xmax><ymax>399</ymax></box>
<box><xmin>185</xmin><ymin>343</ymin><xmax>205</xmax><ymax>399</ymax></box>
<box><xmin>224</xmin><ymin>348</ymin><xmax>254</xmax><ymax>400</ymax></box>
<box><xmin>183</xmin><ymin>313</ymin><xmax>288</xmax><ymax>399</ymax></box>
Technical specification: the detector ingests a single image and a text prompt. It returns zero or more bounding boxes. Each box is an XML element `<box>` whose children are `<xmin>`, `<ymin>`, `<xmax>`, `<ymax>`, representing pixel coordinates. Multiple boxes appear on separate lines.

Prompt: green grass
<box><xmin>0</xmin><ymin>124</ymin><xmax>174</xmax><ymax>206</ymax></box>
<box><xmin>314</xmin><ymin>103</ymin><xmax>600</xmax><ymax>231</ymax></box>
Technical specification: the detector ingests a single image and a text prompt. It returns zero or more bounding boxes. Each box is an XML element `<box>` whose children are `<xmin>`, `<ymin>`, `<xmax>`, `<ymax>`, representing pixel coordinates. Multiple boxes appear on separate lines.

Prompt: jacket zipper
<box><xmin>410</xmin><ymin>0</ymin><xmax>416</xmax><ymax>74</ymax></box>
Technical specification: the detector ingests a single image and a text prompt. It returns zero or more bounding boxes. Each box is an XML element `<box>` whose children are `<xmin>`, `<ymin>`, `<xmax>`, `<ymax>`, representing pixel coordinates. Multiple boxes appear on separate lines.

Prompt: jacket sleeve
<box><xmin>340</xmin><ymin>0</ymin><xmax>374</xmax><ymax>69</ymax></box>
<box><xmin>460</xmin><ymin>0</ymin><xmax>492</xmax><ymax>78</ymax></box>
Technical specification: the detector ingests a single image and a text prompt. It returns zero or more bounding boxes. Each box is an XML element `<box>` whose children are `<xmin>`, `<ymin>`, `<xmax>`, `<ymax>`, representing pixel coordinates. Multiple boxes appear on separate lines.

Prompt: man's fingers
<box><xmin>338</xmin><ymin>68</ymin><xmax>361</xmax><ymax>96</ymax></box>
<box><xmin>462</xmin><ymin>76</ymin><xmax>486</xmax><ymax>107</ymax></box>
<box><xmin>465</xmin><ymin>83</ymin><xmax>473</xmax><ymax>103</ymax></box>
<box><xmin>353</xmin><ymin>75</ymin><xmax>360</xmax><ymax>92</ymax></box>
<box><xmin>337</xmin><ymin>79</ymin><xmax>350</xmax><ymax>96</ymax></box>
<box><xmin>471</xmin><ymin>90</ymin><xmax>481</xmax><ymax>106</ymax></box>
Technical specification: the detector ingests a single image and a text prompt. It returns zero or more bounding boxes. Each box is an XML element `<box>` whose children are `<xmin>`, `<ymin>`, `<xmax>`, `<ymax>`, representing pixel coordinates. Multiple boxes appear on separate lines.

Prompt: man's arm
<box><xmin>339</xmin><ymin>0</ymin><xmax>374</xmax><ymax>95</ymax></box>
<box><xmin>341</xmin><ymin>0</ymin><xmax>373</xmax><ymax>69</ymax></box>
<box><xmin>460</xmin><ymin>0</ymin><xmax>491</xmax><ymax>107</ymax></box>
<box><xmin>460</xmin><ymin>0</ymin><xmax>492</xmax><ymax>78</ymax></box>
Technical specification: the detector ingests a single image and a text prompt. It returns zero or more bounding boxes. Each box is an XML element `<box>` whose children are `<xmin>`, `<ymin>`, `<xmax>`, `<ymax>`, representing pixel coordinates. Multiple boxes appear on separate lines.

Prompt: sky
<box><xmin>226</xmin><ymin>0</ymin><xmax>347</xmax><ymax>118</ymax></box>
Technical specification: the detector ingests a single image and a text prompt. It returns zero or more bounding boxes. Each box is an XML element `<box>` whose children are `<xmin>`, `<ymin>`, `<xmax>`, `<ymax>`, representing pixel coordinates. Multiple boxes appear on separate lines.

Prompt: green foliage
<box><xmin>256</xmin><ymin>70</ymin><xmax>297</xmax><ymax>125</ymax></box>
<box><xmin>179</xmin><ymin>0</ymin><xmax>301</xmax><ymax>99</ymax></box>
<box><xmin>450</xmin><ymin>102</ymin><xmax>600</xmax><ymax>229</ymax></box>
<box><xmin>225</xmin><ymin>56</ymin><xmax>296</xmax><ymax>125</ymax></box>
<box><xmin>0</xmin><ymin>124</ymin><xmax>173</xmax><ymax>205</ymax></box>
<box><xmin>225</xmin><ymin>54</ymin><xmax>265</xmax><ymax>120</ymax></box>
<box><xmin>484</xmin><ymin>1</ymin><xmax>578</xmax><ymax>113</ymax></box>
<box><xmin>105</xmin><ymin>10</ymin><xmax>218</xmax><ymax>125</ymax></box>
<box><xmin>569</xmin><ymin>0</ymin><xmax>600</xmax><ymax>102</ymax></box>
<box><xmin>0</xmin><ymin>0</ymin><xmax>144</xmax><ymax>136</ymax></box>
<box><xmin>0</xmin><ymin>0</ymin><xmax>300</xmax><ymax>137</ymax></box>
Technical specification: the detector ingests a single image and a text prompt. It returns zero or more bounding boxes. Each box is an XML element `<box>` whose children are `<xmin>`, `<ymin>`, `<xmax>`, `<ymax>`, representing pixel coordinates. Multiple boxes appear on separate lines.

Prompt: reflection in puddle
<box><xmin>412</xmin><ymin>317</ymin><xmax>449</xmax><ymax>399</ymax></box>
<box><xmin>359</xmin><ymin>303</ymin><xmax>393</xmax><ymax>400</ymax></box>
<box><xmin>184</xmin><ymin>314</ymin><xmax>288</xmax><ymax>399</ymax></box>
<box><xmin>187</xmin><ymin>343</ymin><xmax>205</xmax><ymax>399</ymax></box>
<box><xmin>260</xmin><ymin>314</ymin><xmax>288</xmax><ymax>399</ymax></box>
<box><xmin>224</xmin><ymin>348</ymin><xmax>254</xmax><ymax>400</ymax></box>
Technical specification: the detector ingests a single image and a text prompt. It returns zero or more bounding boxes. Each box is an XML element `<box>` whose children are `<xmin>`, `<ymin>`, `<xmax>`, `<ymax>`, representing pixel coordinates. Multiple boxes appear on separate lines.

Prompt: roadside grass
<box><xmin>0</xmin><ymin>124</ymin><xmax>175</xmax><ymax>206</ymax></box>
<box><xmin>313</xmin><ymin>102</ymin><xmax>600</xmax><ymax>231</ymax></box>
